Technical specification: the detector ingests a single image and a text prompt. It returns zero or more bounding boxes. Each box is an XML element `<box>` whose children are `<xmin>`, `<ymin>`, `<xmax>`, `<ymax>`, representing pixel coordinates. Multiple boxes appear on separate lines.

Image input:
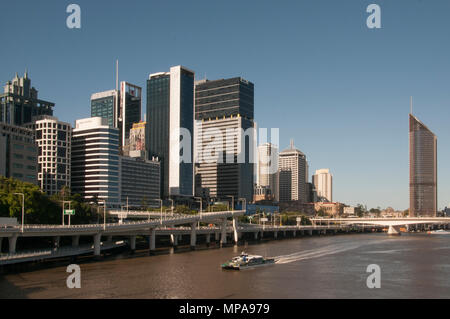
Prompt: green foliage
<box><xmin>355</xmin><ymin>203</ymin><xmax>368</xmax><ymax>217</ymax></box>
<box><xmin>0</xmin><ymin>177</ymin><xmax>97</xmax><ymax>225</ymax></box>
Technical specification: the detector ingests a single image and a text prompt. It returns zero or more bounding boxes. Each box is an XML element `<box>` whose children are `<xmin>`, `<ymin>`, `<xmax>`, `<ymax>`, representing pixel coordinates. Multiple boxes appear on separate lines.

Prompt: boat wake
<box><xmin>274</xmin><ymin>240</ymin><xmax>386</xmax><ymax>265</ymax></box>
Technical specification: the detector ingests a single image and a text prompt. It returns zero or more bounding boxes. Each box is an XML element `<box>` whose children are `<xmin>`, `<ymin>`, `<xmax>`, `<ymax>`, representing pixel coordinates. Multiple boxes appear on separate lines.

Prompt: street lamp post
<box><xmin>158</xmin><ymin>199</ymin><xmax>163</xmax><ymax>224</ymax></box>
<box><xmin>194</xmin><ymin>197</ymin><xmax>203</xmax><ymax>219</ymax></box>
<box><xmin>226</xmin><ymin>196</ymin><xmax>234</xmax><ymax>211</ymax></box>
<box><xmin>14</xmin><ymin>193</ymin><xmax>24</xmax><ymax>232</ymax></box>
<box><xmin>169</xmin><ymin>198</ymin><xmax>174</xmax><ymax>216</ymax></box>
<box><xmin>100</xmin><ymin>200</ymin><xmax>107</xmax><ymax>230</ymax></box>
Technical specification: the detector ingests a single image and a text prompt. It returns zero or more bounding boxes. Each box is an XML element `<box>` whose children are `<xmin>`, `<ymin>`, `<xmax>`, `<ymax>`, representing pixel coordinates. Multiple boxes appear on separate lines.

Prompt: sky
<box><xmin>1</xmin><ymin>0</ymin><xmax>449</xmax><ymax>210</ymax></box>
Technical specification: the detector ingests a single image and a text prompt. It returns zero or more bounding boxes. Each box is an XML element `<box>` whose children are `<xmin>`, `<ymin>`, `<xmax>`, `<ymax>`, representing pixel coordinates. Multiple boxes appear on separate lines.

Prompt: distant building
<box><xmin>147</xmin><ymin>66</ymin><xmax>194</xmax><ymax>198</ymax></box>
<box><xmin>279</xmin><ymin>201</ymin><xmax>315</xmax><ymax>215</ymax></box>
<box><xmin>343</xmin><ymin>206</ymin><xmax>355</xmax><ymax>216</ymax></box>
<box><xmin>123</xmin><ymin>121</ymin><xmax>147</xmax><ymax>158</ymax></box>
<box><xmin>194</xmin><ymin>77</ymin><xmax>255</xmax><ymax>202</ymax></box>
<box><xmin>71</xmin><ymin>117</ymin><xmax>120</xmax><ymax>206</ymax></box>
<box><xmin>278</xmin><ymin>140</ymin><xmax>307</xmax><ymax>202</ymax></box>
<box><xmin>25</xmin><ymin>116</ymin><xmax>72</xmax><ymax>195</ymax></box>
<box><xmin>257</xmin><ymin>143</ymin><xmax>278</xmax><ymax>201</ymax></box>
<box><xmin>254</xmin><ymin>185</ymin><xmax>274</xmax><ymax>202</ymax></box>
<box><xmin>314</xmin><ymin>202</ymin><xmax>344</xmax><ymax>216</ymax></box>
<box><xmin>0</xmin><ymin>72</ymin><xmax>54</xmax><ymax>125</ymax></box>
<box><xmin>409</xmin><ymin>114</ymin><xmax>437</xmax><ymax>217</ymax></box>
<box><xmin>0</xmin><ymin>122</ymin><xmax>38</xmax><ymax>184</ymax></box>
<box><xmin>120</xmin><ymin>155</ymin><xmax>160</xmax><ymax>207</ymax></box>
<box><xmin>306</xmin><ymin>182</ymin><xmax>317</xmax><ymax>203</ymax></box>
<box><xmin>312</xmin><ymin>168</ymin><xmax>333</xmax><ymax>202</ymax></box>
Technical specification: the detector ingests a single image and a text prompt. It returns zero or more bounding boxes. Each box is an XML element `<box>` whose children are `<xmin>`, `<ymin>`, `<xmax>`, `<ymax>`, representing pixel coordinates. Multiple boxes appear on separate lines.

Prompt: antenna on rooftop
<box><xmin>115</xmin><ymin>59</ymin><xmax>119</xmax><ymax>91</ymax></box>
<box><xmin>410</xmin><ymin>96</ymin><xmax>413</xmax><ymax>115</ymax></box>
<box><xmin>290</xmin><ymin>139</ymin><xmax>294</xmax><ymax>149</ymax></box>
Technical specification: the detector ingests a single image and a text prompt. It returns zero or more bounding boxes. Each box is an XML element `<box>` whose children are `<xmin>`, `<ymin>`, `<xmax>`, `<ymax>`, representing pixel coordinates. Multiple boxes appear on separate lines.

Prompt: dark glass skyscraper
<box><xmin>147</xmin><ymin>66</ymin><xmax>194</xmax><ymax>198</ymax></box>
<box><xmin>409</xmin><ymin>114</ymin><xmax>437</xmax><ymax>217</ymax></box>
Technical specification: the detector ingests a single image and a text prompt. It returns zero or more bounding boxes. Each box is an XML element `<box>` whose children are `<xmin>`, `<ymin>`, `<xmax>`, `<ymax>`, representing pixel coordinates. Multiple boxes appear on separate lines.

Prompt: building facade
<box><xmin>25</xmin><ymin>116</ymin><xmax>72</xmax><ymax>195</ymax></box>
<box><xmin>312</xmin><ymin>168</ymin><xmax>333</xmax><ymax>202</ymax></box>
<box><xmin>120</xmin><ymin>82</ymin><xmax>142</xmax><ymax>147</ymax></box>
<box><xmin>0</xmin><ymin>123</ymin><xmax>38</xmax><ymax>184</ymax></box>
<box><xmin>194</xmin><ymin>77</ymin><xmax>255</xmax><ymax>202</ymax></box>
<box><xmin>120</xmin><ymin>156</ymin><xmax>160</xmax><ymax>207</ymax></box>
<box><xmin>278</xmin><ymin>140</ymin><xmax>307</xmax><ymax>202</ymax></box>
<box><xmin>91</xmin><ymin>90</ymin><xmax>119</xmax><ymax>129</ymax></box>
<box><xmin>147</xmin><ymin>66</ymin><xmax>195</xmax><ymax>198</ymax></box>
<box><xmin>257</xmin><ymin>143</ymin><xmax>279</xmax><ymax>201</ymax></box>
<box><xmin>0</xmin><ymin>72</ymin><xmax>54</xmax><ymax>126</ymax></box>
<box><xmin>71</xmin><ymin>117</ymin><xmax>120</xmax><ymax>206</ymax></box>
<box><xmin>409</xmin><ymin>114</ymin><xmax>437</xmax><ymax>217</ymax></box>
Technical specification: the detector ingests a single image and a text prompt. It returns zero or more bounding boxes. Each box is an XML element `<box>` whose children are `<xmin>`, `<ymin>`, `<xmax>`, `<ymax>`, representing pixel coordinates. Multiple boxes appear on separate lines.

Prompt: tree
<box><xmin>355</xmin><ymin>203</ymin><xmax>367</xmax><ymax>217</ymax></box>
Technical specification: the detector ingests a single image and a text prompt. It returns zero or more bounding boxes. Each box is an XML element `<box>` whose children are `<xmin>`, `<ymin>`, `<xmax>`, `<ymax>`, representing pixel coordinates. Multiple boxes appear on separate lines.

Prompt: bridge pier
<box><xmin>215</xmin><ymin>232</ymin><xmax>220</xmax><ymax>241</ymax></box>
<box><xmin>308</xmin><ymin>229</ymin><xmax>313</xmax><ymax>236</ymax></box>
<box><xmin>129</xmin><ymin>235</ymin><xmax>136</xmax><ymax>251</ymax></box>
<box><xmin>254</xmin><ymin>232</ymin><xmax>258</xmax><ymax>240</ymax></box>
<box><xmin>205</xmin><ymin>233</ymin><xmax>210</xmax><ymax>245</ymax></box>
<box><xmin>149</xmin><ymin>229</ymin><xmax>156</xmax><ymax>251</ymax></box>
<box><xmin>190</xmin><ymin>222</ymin><xmax>197</xmax><ymax>250</ymax></box>
<box><xmin>107</xmin><ymin>235</ymin><xmax>113</xmax><ymax>242</ymax></box>
<box><xmin>72</xmin><ymin>235</ymin><xmax>80</xmax><ymax>247</ymax></box>
<box><xmin>93</xmin><ymin>233</ymin><xmax>101</xmax><ymax>256</ymax></box>
<box><xmin>170</xmin><ymin>234</ymin><xmax>178</xmax><ymax>247</ymax></box>
<box><xmin>232</xmin><ymin>217</ymin><xmax>239</xmax><ymax>244</ymax></box>
<box><xmin>274</xmin><ymin>231</ymin><xmax>278</xmax><ymax>239</ymax></box>
<box><xmin>8</xmin><ymin>234</ymin><xmax>18</xmax><ymax>254</ymax></box>
<box><xmin>0</xmin><ymin>237</ymin><xmax>2</xmax><ymax>253</ymax></box>
<box><xmin>283</xmin><ymin>231</ymin><xmax>286</xmax><ymax>237</ymax></box>
<box><xmin>220</xmin><ymin>219</ymin><xmax>227</xmax><ymax>245</ymax></box>
<box><xmin>293</xmin><ymin>231</ymin><xmax>296</xmax><ymax>237</ymax></box>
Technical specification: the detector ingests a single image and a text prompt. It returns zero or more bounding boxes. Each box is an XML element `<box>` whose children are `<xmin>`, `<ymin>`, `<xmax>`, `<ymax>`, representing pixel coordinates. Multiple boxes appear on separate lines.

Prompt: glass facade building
<box><xmin>91</xmin><ymin>90</ymin><xmax>119</xmax><ymax>128</ymax></box>
<box><xmin>409</xmin><ymin>114</ymin><xmax>437</xmax><ymax>217</ymax></box>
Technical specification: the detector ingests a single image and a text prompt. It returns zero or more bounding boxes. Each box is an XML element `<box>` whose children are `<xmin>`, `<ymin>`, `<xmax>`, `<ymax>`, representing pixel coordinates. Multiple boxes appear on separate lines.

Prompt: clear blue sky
<box><xmin>1</xmin><ymin>0</ymin><xmax>449</xmax><ymax>210</ymax></box>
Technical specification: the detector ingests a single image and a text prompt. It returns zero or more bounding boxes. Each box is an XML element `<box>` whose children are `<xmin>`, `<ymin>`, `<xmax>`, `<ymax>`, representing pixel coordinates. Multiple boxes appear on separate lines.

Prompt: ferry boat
<box><xmin>221</xmin><ymin>252</ymin><xmax>275</xmax><ymax>270</ymax></box>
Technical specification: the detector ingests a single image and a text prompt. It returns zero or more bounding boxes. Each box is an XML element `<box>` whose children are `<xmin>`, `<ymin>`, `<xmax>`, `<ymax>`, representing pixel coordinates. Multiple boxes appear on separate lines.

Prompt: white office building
<box><xmin>278</xmin><ymin>140</ymin><xmax>307</xmax><ymax>202</ymax></box>
<box><xmin>312</xmin><ymin>168</ymin><xmax>333</xmax><ymax>202</ymax></box>
<box><xmin>71</xmin><ymin>117</ymin><xmax>120</xmax><ymax>206</ymax></box>
<box><xmin>257</xmin><ymin>143</ymin><xmax>278</xmax><ymax>201</ymax></box>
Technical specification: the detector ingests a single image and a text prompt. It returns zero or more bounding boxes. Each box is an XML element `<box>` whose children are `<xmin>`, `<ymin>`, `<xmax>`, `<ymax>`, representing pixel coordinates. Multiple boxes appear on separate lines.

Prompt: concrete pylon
<box><xmin>93</xmin><ymin>233</ymin><xmax>101</xmax><ymax>256</ymax></box>
<box><xmin>206</xmin><ymin>233</ymin><xmax>211</xmax><ymax>244</ymax></box>
<box><xmin>72</xmin><ymin>235</ymin><xmax>80</xmax><ymax>247</ymax></box>
<box><xmin>388</xmin><ymin>225</ymin><xmax>401</xmax><ymax>235</ymax></box>
<box><xmin>130</xmin><ymin>235</ymin><xmax>136</xmax><ymax>250</ymax></box>
<box><xmin>254</xmin><ymin>232</ymin><xmax>258</xmax><ymax>240</ymax></box>
<box><xmin>232</xmin><ymin>217</ymin><xmax>239</xmax><ymax>244</ymax></box>
<box><xmin>220</xmin><ymin>219</ymin><xmax>227</xmax><ymax>245</ymax></box>
<box><xmin>8</xmin><ymin>234</ymin><xmax>18</xmax><ymax>254</ymax></box>
<box><xmin>149</xmin><ymin>228</ymin><xmax>156</xmax><ymax>251</ymax></box>
<box><xmin>293</xmin><ymin>231</ymin><xmax>296</xmax><ymax>237</ymax></box>
<box><xmin>274</xmin><ymin>231</ymin><xmax>278</xmax><ymax>239</ymax></box>
<box><xmin>53</xmin><ymin>236</ymin><xmax>60</xmax><ymax>249</ymax></box>
<box><xmin>190</xmin><ymin>222</ymin><xmax>197</xmax><ymax>249</ymax></box>
<box><xmin>0</xmin><ymin>237</ymin><xmax>3</xmax><ymax>253</ymax></box>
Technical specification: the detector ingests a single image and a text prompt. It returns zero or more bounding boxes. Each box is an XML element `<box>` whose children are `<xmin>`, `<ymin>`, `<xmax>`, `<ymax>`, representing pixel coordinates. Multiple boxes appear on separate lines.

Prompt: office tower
<box><xmin>0</xmin><ymin>72</ymin><xmax>54</xmax><ymax>125</ymax></box>
<box><xmin>312</xmin><ymin>168</ymin><xmax>333</xmax><ymax>202</ymax></box>
<box><xmin>278</xmin><ymin>140</ymin><xmax>307</xmax><ymax>202</ymax></box>
<box><xmin>194</xmin><ymin>77</ymin><xmax>255</xmax><ymax>201</ymax></box>
<box><xmin>120</xmin><ymin>82</ymin><xmax>142</xmax><ymax>147</ymax></box>
<box><xmin>123</xmin><ymin>121</ymin><xmax>147</xmax><ymax>158</ymax></box>
<box><xmin>91</xmin><ymin>82</ymin><xmax>141</xmax><ymax>149</ymax></box>
<box><xmin>409</xmin><ymin>114</ymin><xmax>437</xmax><ymax>217</ymax></box>
<box><xmin>71</xmin><ymin>117</ymin><xmax>120</xmax><ymax>206</ymax></box>
<box><xmin>25</xmin><ymin>116</ymin><xmax>72</xmax><ymax>195</ymax></box>
<box><xmin>257</xmin><ymin>143</ymin><xmax>278</xmax><ymax>201</ymax></box>
<box><xmin>119</xmin><ymin>155</ymin><xmax>160</xmax><ymax>207</ymax></box>
<box><xmin>91</xmin><ymin>90</ymin><xmax>120</xmax><ymax>128</ymax></box>
<box><xmin>0</xmin><ymin>123</ymin><xmax>38</xmax><ymax>184</ymax></box>
<box><xmin>147</xmin><ymin>66</ymin><xmax>194</xmax><ymax>198</ymax></box>
<box><xmin>306</xmin><ymin>182</ymin><xmax>317</xmax><ymax>203</ymax></box>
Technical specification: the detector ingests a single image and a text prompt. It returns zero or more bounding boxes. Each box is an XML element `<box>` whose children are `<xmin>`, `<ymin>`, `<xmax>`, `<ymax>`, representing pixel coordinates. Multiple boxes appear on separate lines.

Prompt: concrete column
<box><xmin>232</xmin><ymin>217</ymin><xmax>239</xmax><ymax>244</ymax></box>
<box><xmin>220</xmin><ymin>219</ymin><xmax>227</xmax><ymax>245</ymax></box>
<box><xmin>254</xmin><ymin>232</ymin><xmax>258</xmax><ymax>240</ymax></box>
<box><xmin>215</xmin><ymin>232</ymin><xmax>220</xmax><ymax>241</ymax></box>
<box><xmin>274</xmin><ymin>231</ymin><xmax>278</xmax><ymax>239</ymax></box>
<box><xmin>0</xmin><ymin>237</ymin><xmax>3</xmax><ymax>253</ymax></box>
<box><xmin>388</xmin><ymin>225</ymin><xmax>401</xmax><ymax>236</ymax></box>
<box><xmin>8</xmin><ymin>234</ymin><xmax>18</xmax><ymax>254</ymax></box>
<box><xmin>190</xmin><ymin>222</ymin><xmax>197</xmax><ymax>249</ymax></box>
<box><xmin>93</xmin><ymin>233</ymin><xmax>101</xmax><ymax>256</ymax></box>
<box><xmin>205</xmin><ymin>233</ymin><xmax>211</xmax><ymax>244</ymax></box>
<box><xmin>53</xmin><ymin>236</ymin><xmax>60</xmax><ymax>249</ymax></box>
<box><xmin>107</xmin><ymin>235</ymin><xmax>113</xmax><ymax>242</ymax></box>
<box><xmin>300</xmin><ymin>230</ymin><xmax>304</xmax><ymax>236</ymax></box>
<box><xmin>149</xmin><ymin>229</ymin><xmax>156</xmax><ymax>251</ymax></box>
<box><xmin>293</xmin><ymin>231</ymin><xmax>296</xmax><ymax>237</ymax></box>
<box><xmin>283</xmin><ymin>231</ymin><xmax>286</xmax><ymax>237</ymax></box>
<box><xmin>130</xmin><ymin>235</ymin><xmax>136</xmax><ymax>250</ymax></box>
<box><xmin>170</xmin><ymin>234</ymin><xmax>178</xmax><ymax>246</ymax></box>
<box><xmin>72</xmin><ymin>235</ymin><xmax>80</xmax><ymax>248</ymax></box>
<box><xmin>308</xmin><ymin>229</ymin><xmax>313</xmax><ymax>236</ymax></box>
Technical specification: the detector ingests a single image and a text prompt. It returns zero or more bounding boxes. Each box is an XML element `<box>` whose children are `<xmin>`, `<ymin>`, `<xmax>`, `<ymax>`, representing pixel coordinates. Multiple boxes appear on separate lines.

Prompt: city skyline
<box><xmin>2</xmin><ymin>1</ymin><xmax>450</xmax><ymax>210</ymax></box>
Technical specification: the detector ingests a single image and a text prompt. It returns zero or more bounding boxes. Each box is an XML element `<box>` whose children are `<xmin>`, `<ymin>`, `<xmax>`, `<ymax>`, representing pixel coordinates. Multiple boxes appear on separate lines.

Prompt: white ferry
<box><xmin>427</xmin><ymin>229</ymin><xmax>450</xmax><ymax>235</ymax></box>
<box><xmin>221</xmin><ymin>252</ymin><xmax>275</xmax><ymax>270</ymax></box>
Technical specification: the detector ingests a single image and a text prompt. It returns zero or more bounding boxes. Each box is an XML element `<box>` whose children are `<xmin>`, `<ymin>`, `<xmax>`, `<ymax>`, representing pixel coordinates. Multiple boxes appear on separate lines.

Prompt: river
<box><xmin>1</xmin><ymin>232</ymin><xmax>450</xmax><ymax>298</ymax></box>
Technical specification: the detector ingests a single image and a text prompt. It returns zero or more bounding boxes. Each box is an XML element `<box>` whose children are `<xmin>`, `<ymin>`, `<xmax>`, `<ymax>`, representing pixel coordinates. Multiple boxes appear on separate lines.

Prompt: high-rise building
<box><xmin>120</xmin><ymin>82</ymin><xmax>142</xmax><ymax>147</ymax></box>
<box><xmin>0</xmin><ymin>122</ymin><xmax>38</xmax><ymax>184</ymax></box>
<box><xmin>71</xmin><ymin>117</ymin><xmax>120</xmax><ymax>206</ymax></box>
<box><xmin>257</xmin><ymin>143</ymin><xmax>278</xmax><ymax>201</ymax></box>
<box><xmin>25</xmin><ymin>116</ymin><xmax>72</xmax><ymax>195</ymax></box>
<box><xmin>312</xmin><ymin>168</ymin><xmax>333</xmax><ymax>202</ymax></box>
<box><xmin>409</xmin><ymin>114</ymin><xmax>437</xmax><ymax>217</ymax></box>
<box><xmin>278</xmin><ymin>140</ymin><xmax>307</xmax><ymax>202</ymax></box>
<box><xmin>147</xmin><ymin>66</ymin><xmax>195</xmax><ymax>198</ymax></box>
<box><xmin>119</xmin><ymin>155</ymin><xmax>160</xmax><ymax>207</ymax></box>
<box><xmin>194</xmin><ymin>77</ymin><xmax>255</xmax><ymax>201</ymax></box>
<box><xmin>91</xmin><ymin>82</ymin><xmax>142</xmax><ymax>149</ymax></box>
<box><xmin>0</xmin><ymin>72</ymin><xmax>54</xmax><ymax>125</ymax></box>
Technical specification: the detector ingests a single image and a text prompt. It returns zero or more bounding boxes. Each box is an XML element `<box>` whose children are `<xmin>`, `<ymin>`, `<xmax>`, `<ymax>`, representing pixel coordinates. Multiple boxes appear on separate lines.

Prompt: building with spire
<box><xmin>0</xmin><ymin>72</ymin><xmax>54</xmax><ymax>125</ymax></box>
<box><xmin>409</xmin><ymin>113</ymin><xmax>437</xmax><ymax>217</ymax></box>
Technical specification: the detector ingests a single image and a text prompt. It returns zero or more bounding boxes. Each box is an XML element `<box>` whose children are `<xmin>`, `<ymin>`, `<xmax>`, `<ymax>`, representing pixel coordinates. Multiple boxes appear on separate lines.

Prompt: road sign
<box><xmin>64</xmin><ymin>209</ymin><xmax>75</xmax><ymax>215</ymax></box>
<box><xmin>261</xmin><ymin>218</ymin><xmax>268</xmax><ymax>222</ymax></box>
